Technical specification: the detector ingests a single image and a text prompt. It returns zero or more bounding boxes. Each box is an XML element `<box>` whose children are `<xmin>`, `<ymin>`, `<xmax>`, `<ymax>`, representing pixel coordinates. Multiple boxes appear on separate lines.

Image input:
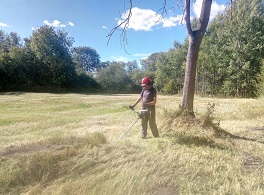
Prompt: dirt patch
<box><xmin>0</xmin><ymin>144</ymin><xmax>72</xmax><ymax>157</ymax></box>
<box><xmin>250</xmin><ymin>126</ymin><xmax>264</xmax><ymax>131</ymax></box>
<box><xmin>153</xmin><ymin>187</ymin><xmax>178</xmax><ymax>195</ymax></box>
<box><xmin>242</xmin><ymin>153</ymin><xmax>263</xmax><ymax>172</ymax></box>
<box><xmin>149</xmin><ymin>184</ymin><xmax>179</xmax><ymax>195</ymax></box>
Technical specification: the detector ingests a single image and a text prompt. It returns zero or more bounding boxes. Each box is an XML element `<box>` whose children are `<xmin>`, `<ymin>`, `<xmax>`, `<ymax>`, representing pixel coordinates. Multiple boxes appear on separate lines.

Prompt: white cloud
<box><xmin>102</xmin><ymin>25</ymin><xmax>107</xmax><ymax>29</ymax></box>
<box><xmin>32</xmin><ymin>20</ymin><xmax>73</xmax><ymax>32</ymax></box>
<box><xmin>162</xmin><ymin>15</ymin><xmax>183</xmax><ymax>27</ymax></box>
<box><xmin>193</xmin><ymin>0</ymin><xmax>202</xmax><ymax>18</ymax></box>
<box><xmin>43</xmin><ymin>20</ymin><xmax>66</xmax><ymax>27</ymax></box>
<box><xmin>132</xmin><ymin>53</ymin><xmax>150</xmax><ymax>58</ymax></box>
<box><xmin>193</xmin><ymin>0</ymin><xmax>225</xmax><ymax>20</ymax></box>
<box><xmin>111</xmin><ymin>56</ymin><xmax>129</xmax><ymax>62</ymax></box>
<box><xmin>116</xmin><ymin>2</ymin><xmax>225</xmax><ymax>31</ymax></box>
<box><xmin>68</xmin><ymin>21</ymin><xmax>75</xmax><ymax>27</ymax></box>
<box><xmin>111</xmin><ymin>54</ymin><xmax>151</xmax><ymax>62</ymax></box>
<box><xmin>118</xmin><ymin>7</ymin><xmax>160</xmax><ymax>31</ymax></box>
<box><xmin>118</xmin><ymin>7</ymin><xmax>182</xmax><ymax>31</ymax></box>
<box><xmin>0</xmin><ymin>22</ymin><xmax>10</xmax><ymax>27</ymax></box>
<box><xmin>43</xmin><ymin>20</ymin><xmax>74</xmax><ymax>28</ymax></box>
<box><xmin>211</xmin><ymin>1</ymin><xmax>225</xmax><ymax>19</ymax></box>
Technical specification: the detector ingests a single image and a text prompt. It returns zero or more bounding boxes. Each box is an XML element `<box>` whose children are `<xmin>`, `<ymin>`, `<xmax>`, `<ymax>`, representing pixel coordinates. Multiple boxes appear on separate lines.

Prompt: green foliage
<box><xmin>257</xmin><ymin>59</ymin><xmax>264</xmax><ymax>96</ymax></box>
<box><xmin>96</xmin><ymin>62</ymin><xmax>134</xmax><ymax>92</ymax></box>
<box><xmin>155</xmin><ymin>40</ymin><xmax>187</xmax><ymax>94</ymax></box>
<box><xmin>0</xmin><ymin>26</ymin><xmax>100</xmax><ymax>92</ymax></box>
<box><xmin>30</xmin><ymin>26</ymin><xmax>77</xmax><ymax>88</ymax></box>
<box><xmin>140</xmin><ymin>52</ymin><xmax>161</xmax><ymax>72</ymax></box>
<box><xmin>72</xmin><ymin>46</ymin><xmax>100</xmax><ymax>72</ymax></box>
<box><xmin>197</xmin><ymin>0</ymin><xmax>264</xmax><ymax>97</ymax></box>
<box><xmin>76</xmin><ymin>72</ymin><xmax>99</xmax><ymax>90</ymax></box>
<box><xmin>0</xmin><ymin>31</ymin><xmax>21</xmax><ymax>53</ymax></box>
<box><xmin>139</xmin><ymin>53</ymin><xmax>162</xmax><ymax>88</ymax></box>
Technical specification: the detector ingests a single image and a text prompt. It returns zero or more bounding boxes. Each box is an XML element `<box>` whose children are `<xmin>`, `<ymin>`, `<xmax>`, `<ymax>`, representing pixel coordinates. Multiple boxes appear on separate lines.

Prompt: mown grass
<box><xmin>0</xmin><ymin>92</ymin><xmax>263</xmax><ymax>194</ymax></box>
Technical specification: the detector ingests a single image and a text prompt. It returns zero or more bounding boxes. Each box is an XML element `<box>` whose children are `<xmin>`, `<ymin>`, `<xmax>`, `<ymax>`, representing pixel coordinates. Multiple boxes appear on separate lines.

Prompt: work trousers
<box><xmin>141</xmin><ymin>106</ymin><xmax>159</xmax><ymax>138</ymax></box>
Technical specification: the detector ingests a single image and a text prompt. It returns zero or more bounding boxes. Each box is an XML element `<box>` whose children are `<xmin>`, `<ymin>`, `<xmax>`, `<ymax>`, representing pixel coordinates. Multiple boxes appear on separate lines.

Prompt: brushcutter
<box><xmin>118</xmin><ymin>107</ymin><xmax>148</xmax><ymax>141</ymax></box>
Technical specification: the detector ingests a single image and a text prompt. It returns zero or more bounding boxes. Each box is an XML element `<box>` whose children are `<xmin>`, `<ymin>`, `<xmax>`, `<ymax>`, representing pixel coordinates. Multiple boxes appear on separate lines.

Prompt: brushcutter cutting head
<box><xmin>137</xmin><ymin>110</ymin><xmax>148</xmax><ymax>119</ymax></box>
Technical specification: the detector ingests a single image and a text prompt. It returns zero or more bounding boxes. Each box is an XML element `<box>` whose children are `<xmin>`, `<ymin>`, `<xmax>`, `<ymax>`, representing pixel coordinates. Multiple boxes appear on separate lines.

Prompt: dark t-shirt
<box><xmin>141</xmin><ymin>87</ymin><xmax>157</xmax><ymax>109</ymax></box>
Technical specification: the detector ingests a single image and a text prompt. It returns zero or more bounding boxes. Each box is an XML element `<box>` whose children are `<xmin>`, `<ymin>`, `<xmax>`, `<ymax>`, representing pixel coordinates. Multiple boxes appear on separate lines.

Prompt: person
<box><xmin>129</xmin><ymin>77</ymin><xmax>159</xmax><ymax>139</ymax></box>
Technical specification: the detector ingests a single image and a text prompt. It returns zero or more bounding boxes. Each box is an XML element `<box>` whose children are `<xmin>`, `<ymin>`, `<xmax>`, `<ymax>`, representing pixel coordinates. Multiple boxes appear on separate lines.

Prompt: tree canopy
<box><xmin>72</xmin><ymin>46</ymin><xmax>100</xmax><ymax>72</ymax></box>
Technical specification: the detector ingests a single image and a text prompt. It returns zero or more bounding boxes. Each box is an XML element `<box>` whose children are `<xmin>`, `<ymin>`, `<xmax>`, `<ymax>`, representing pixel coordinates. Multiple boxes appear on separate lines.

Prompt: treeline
<box><xmin>1</xmin><ymin>0</ymin><xmax>264</xmax><ymax>97</ymax></box>
<box><xmin>0</xmin><ymin>24</ymin><xmax>151</xmax><ymax>93</ymax></box>
<box><xmin>0</xmin><ymin>26</ymin><xmax>102</xmax><ymax>92</ymax></box>
<box><xmin>198</xmin><ymin>0</ymin><xmax>264</xmax><ymax>97</ymax></box>
<box><xmin>155</xmin><ymin>0</ymin><xmax>264</xmax><ymax>97</ymax></box>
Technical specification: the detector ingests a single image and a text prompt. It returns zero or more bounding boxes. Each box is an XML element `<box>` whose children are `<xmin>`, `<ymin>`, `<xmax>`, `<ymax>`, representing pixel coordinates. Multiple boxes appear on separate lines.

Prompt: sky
<box><xmin>0</xmin><ymin>0</ymin><xmax>228</xmax><ymax>63</ymax></box>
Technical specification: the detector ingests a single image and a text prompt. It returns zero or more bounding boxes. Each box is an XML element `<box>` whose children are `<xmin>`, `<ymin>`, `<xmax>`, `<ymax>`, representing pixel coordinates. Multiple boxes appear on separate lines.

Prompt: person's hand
<box><xmin>129</xmin><ymin>105</ymin><xmax>134</xmax><ymax>110</ymax></box>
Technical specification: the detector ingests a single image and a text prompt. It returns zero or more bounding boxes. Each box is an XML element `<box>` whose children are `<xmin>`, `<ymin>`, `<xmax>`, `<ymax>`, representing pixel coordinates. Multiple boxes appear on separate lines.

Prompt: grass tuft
<box><xmin>79</xmin><ymin>132</ymin><xmax>107</xmax><ymax>148</ymax></box>
<box><xmin>160</xmin><ymin>101</ymin><xmax>237</xmax><ymax>150</ymax></box>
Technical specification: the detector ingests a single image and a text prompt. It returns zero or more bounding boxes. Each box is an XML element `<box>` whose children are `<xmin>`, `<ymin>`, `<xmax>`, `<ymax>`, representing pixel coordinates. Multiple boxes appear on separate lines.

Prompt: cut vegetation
<box><xmin>0</xmin><ymin>93</ymin><xmax>263</xmax><ymax>194</ymax></box>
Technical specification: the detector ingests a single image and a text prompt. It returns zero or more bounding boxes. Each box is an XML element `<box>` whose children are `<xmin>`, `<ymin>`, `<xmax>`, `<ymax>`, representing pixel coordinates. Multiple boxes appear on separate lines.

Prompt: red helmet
<box><xmin>141</xmin><ymin>77</ymin><xmax>151</xmax><ymax>86</ymax></box>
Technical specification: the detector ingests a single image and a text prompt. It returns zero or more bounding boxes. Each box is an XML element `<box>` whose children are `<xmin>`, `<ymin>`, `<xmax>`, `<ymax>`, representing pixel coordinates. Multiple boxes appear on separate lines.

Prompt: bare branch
<box><xmin>107</xmin><ymin>0</ymin><xmax>188</xmax><ymax>54</ymax></box>
<box><xmin>156</xmin><ymin>0</ymin><xmax>167</xmax><ymax>20</ymax></box>
<box><xmin>107</xmin><ymin>0</ymin><xmax>132</xmax><ymax>54</ymax></box>
<box><xmin>198</xmin><ymin>0</ymin><xmax>212</xmax><ymax>33</ymax></box>
<box><xmin>184</xmin><ymin>0</ymin><xmax>193</xmax><ymax>37</ymax></box>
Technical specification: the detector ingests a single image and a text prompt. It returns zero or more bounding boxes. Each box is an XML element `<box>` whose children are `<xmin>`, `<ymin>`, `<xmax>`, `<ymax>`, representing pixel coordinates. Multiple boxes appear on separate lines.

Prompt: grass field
<box><xmin>0</xmin><ymin>92</ymin><xmax>263</xmax><ymax>195</ymax></box>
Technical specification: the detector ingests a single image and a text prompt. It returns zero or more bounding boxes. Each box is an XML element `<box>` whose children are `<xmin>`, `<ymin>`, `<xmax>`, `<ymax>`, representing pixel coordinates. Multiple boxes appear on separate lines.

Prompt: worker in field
<box><xmin>129</xmin><ymin>77</ymin><xmax>159</xmax><ymax>139</ymax></box>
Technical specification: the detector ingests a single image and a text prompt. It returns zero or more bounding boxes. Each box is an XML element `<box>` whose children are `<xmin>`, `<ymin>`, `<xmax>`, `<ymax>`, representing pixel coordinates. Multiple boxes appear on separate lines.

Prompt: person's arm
<box><xmin>130</xmin><ymin>96</ymin><xmax>142</xmax><ymax>109</ymax></box>
<box><xmin>146</xmin><ymin>97</ymin><xmax>157</xmax><ymax>106</ymax></box>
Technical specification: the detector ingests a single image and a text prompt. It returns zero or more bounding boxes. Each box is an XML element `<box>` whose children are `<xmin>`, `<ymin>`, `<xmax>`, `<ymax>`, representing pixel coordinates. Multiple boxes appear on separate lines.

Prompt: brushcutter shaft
<box><xmin>118</xmin><ymin>118</ymin><xmax>139</xmax><ymax>141</ymax></box>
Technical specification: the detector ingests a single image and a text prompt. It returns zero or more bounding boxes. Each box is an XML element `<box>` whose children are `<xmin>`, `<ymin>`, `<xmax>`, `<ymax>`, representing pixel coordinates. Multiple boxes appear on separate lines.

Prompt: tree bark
<box><xmin>181</xmin><ymin>0</ymin><xmax>212</xmax><ymax>115</ymax></box>
<box><xmin>182</xmin><ymin>36</ymin><xmax>201</xmax><ymax>114</ymax></box>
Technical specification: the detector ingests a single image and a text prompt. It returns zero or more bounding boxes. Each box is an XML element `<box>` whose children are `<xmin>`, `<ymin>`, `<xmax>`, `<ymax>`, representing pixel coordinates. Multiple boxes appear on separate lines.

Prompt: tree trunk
<box><xmin>182</xmin><ymin>35</ymin><xmax>202</xmax><ymax>115</ymax></box>
<box><xmin>181</xmin><ymin>0</ymin><xmax>212</xmax><ymax>116</ymax></box>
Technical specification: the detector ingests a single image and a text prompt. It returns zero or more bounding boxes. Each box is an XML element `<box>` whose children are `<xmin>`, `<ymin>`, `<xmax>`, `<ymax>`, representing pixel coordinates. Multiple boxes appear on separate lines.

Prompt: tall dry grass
<box><xmin>0</xmin><ymin>92</ymin><xmax>263</xmax><ymax>194</ymax></box>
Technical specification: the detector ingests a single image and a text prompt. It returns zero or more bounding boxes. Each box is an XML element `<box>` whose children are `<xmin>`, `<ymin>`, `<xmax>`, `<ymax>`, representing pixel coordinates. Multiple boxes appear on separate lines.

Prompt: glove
<box><xmin>129</xmin><ymin>105</ymin><xmax>134</xmax><ymax>110</ymax></box>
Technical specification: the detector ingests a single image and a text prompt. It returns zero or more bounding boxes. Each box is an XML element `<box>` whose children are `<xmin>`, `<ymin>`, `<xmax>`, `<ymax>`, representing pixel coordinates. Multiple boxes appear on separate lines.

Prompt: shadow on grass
<box><xmin>211</xmin><ymin>123</ymin><xmax>264</xmax><ymax>145</ymax></box>
<box><xmin>162</xmin><ymin>103</ymin><xmax>264</xmax><ymax>149</ymax></box>
<box><xmin>164</xmin><ymin>131</ymin><xmax>227</xmax><ymax>150</ymax></box>
<box><xmin>0</xmin><ymin>92</ymin><xmax>26</xmax><ymax>96</ymax></box>
<box><xmin>164</xmin><ymin>123</ymin><xmax>263</xmax><ymax>150</ymax></box>
<box><xmin>175</xmin><ymin>133</ymin><xmax>224</xmax><ymax>149</ymax></box>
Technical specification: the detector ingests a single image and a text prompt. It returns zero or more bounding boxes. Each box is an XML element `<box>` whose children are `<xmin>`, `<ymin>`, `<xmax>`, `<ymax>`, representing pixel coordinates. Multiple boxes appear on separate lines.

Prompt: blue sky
<box><xmin>0</xmin><ymin>0</ymin><xmax>227</xmax><ymax>63</ymax></box>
